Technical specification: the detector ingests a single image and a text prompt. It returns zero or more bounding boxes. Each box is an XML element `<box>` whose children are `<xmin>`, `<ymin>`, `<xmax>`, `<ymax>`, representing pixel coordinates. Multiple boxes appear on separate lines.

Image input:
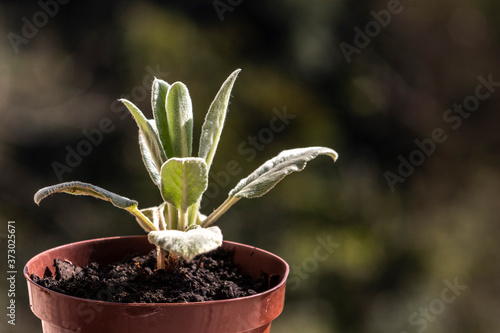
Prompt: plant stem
<box><xmin>158</xmin><ymin>204</ymin><xmax>166</xmax><ymax>231</ymax></box>
<box><xmin>156</xmin><ymin>246</ymin><xmax>166</xmax><ymax>270</ymax></box>
<box><xmin>165</xmin><ymin>252</ymin><xmax>179</xmax><ymax>273</ymax></box>
<box><xmin>178</xmin><ymin>210</ymin><xmax>188</xmax><ymax>231</ymax></box>
<box><xmin>187</xmin><ymin>201</ymin><xmax>200</xmax><ymax>226</ymax></box>
<box><xmin>167</xmin><ymin>203</ymin><xmax>178</xmax><ymax>230</ymax></box>
<box><xmin>201</xmin><ymin>196</ymin><xmax>241</xmax><ymax>228</ymax></box>
<box><xmin>126</xmin><ymin>206</ymin><xmax>157</xmax><ymax>231</ymax></box>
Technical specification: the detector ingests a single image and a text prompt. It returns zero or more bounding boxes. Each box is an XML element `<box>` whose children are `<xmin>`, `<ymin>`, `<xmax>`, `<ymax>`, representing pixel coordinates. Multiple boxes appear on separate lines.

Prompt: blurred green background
<box><xmin>1</xmin><ymin>0</ymin><xmax>499</xmax><ymax>332</ymax></box>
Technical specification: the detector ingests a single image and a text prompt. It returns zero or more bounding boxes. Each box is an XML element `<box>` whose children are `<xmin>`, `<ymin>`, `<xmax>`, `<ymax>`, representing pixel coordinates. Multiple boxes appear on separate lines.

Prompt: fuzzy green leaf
<box><xmin>138</xmin><ymin>120</ymin><xmax>162</xmax><ymax>186</ymax></box>
<box><xmin>120</xmin><ymin>99</ymin><xmax>166</xmax><ymax>170</ymax></box>
<box><xmin>229</xmin><ymin>147</ymin><xmax>338</xmax><ymax>198</ymax></box>
<box><xmin>34</xmin><ymin>181</ymin><xmax>156</xmax><ymax>232</ymax></box>
<box><xmin>34</xmin><ymin>181</ymin><xmax>138</xmax><ymax>208</ymax></box>
<box><xmin>166</xmin><ymin>82</ymin><xmax>193</xmax><ymax>157</ymax></box>
<box><xmin>198</xmin><ymin>69</ymin><xmax>241</xmax><ymax>170</ymax></box>
<box><xmin>148</xmin><ymin>226</ymin><xmax>223</xmax><ymax>261</ymax></box>
<box><xmin>160</xmin><ymin>158</ymin><xmax>208</xmax><ymax>212</ymax></box>
<box><xmin>151</xmin><ymin>78</ymin><xmax>173</xmax><ymax>157</ymax></box>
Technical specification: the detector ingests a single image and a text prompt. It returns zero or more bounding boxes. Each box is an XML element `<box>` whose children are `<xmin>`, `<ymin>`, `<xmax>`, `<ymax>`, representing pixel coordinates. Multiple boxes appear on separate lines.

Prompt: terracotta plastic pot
<box><xmin>24</xmin><ymin>236</ymin><xmax>289</xmax><ymax>333</ymax></box>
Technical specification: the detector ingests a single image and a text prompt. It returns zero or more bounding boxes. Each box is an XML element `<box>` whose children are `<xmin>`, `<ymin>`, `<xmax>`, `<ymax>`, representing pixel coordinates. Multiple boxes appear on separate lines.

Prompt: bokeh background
<box><xmin>1</xmin><ymin>0</ymin><xmax>499</xmax><ymax>332</ymax></box>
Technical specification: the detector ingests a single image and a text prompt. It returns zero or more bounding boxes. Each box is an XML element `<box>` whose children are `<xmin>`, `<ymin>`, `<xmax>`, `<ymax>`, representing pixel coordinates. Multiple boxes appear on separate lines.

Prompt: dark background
<box><xmin>1</xmin><ymin>0</ymin><xmax>499</xmax><ymax>332</ymax></box>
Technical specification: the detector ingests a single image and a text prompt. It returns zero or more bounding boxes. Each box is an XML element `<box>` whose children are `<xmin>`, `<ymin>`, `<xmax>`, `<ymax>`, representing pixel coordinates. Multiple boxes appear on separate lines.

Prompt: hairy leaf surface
<box><xmin>120</xmin><ymin>99</ymin><xmax>166</xmax><ymax>170</ymax></box>
<box><xmin>148</xmin><ymin>226</ymin><xmax>223</xmax><ymax>261</ymax></box>
<box><xmin>160</xmin><ymin>158</ymin><xmax>208</xmax><ymax>212</ymax></box>
<box><xmin>198</xmin><ymin>69</ymin><xmax>241</xmax><ymax>170</ymax></box>
<box><xmin>229</xmin><ymin>147</ymin><xmax>338</xmax><ymax>198</ymax></box>
<box><xmin>166</xmin><ymin>82</ymin><xmax>193</xmax><ymax>157</ymax></box>
<box><xmin>34</xmin><ymin>181</ymin><xmax>137</xmax><ymax>208</ymax></box>
<box><xmin>151</xmin><ymin>78</ymin><xmax>172</xmax><ymax>157</ymax></box>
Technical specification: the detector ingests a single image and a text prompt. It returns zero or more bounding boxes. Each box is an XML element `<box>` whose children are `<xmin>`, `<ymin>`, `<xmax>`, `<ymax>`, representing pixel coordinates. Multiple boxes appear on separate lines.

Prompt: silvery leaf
<box><xmin>148</xmin><ymin>226</ymin><xmax>223</xmax><ymax>261</ymax></box>
<box><xmin>151</xmin><ymin>78</ymin><xmax>173</xmax><ymax>157</ymax></box>
<box><xmin>229</xmin><ymin>147</ymin><xmax>338</xmax><ymax>198</ymax></box>
<box><xmin>138</xmin><ymin>120</ymin><xmax>162</xmax><ymax>186</ymax></box>
<box><xmin>198</xmin><ymin>69</ymin><xmax>241</xmax><ymax>170</ymax></box>
<box><xmin>34</xmin><ymin>181</ymin><xmax>137</xmax><ymax>209</ymax></box>
<box><xmin>120</xmin><ymin>99</ymin><xmax>166</xmax><ymax>170</ymax></box>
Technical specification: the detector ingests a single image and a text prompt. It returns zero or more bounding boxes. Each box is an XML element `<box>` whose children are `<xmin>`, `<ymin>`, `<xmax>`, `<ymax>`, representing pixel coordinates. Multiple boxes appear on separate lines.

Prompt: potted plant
<box><xmin>25</xmin><ymin>69</ymin><xmax>338</xmax><ymax>333</ymax></box>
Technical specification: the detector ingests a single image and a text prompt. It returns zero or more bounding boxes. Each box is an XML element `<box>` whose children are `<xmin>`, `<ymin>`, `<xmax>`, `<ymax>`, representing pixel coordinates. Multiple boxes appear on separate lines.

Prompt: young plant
<box><xmin>34</xmin><ymin>69</ymin><xmax>338</xmax><ymax>271</ymax></box>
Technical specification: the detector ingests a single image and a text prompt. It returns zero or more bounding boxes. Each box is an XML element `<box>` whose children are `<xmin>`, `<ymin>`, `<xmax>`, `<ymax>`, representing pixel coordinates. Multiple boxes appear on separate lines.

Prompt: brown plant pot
<box><xmin>24</xmin><ymin>236</ymin><xmax>289</xmax><ymax>333</ymax></box>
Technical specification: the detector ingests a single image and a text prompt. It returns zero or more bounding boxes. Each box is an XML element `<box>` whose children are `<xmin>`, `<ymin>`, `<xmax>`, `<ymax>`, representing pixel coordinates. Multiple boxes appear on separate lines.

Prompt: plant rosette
<box><xmin>25</xmin><ymin>69</ymin><xmax>338</xmax><ymax>333</ymax></box>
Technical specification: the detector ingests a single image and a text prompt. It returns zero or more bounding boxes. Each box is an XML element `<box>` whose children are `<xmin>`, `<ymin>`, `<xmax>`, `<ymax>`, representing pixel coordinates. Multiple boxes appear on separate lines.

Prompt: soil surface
<box><xmin>31</xmin><ymin>248</ymin><xmax>268</xmax><ymax>303</ymax></box>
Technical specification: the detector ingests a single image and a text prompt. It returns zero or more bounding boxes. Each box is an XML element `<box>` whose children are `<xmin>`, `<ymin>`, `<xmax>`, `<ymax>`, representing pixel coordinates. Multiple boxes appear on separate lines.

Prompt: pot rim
<box><xmin>24</xmin><ymin>235</ymin><xmax>290</xmax><ymax>307</ymax></box>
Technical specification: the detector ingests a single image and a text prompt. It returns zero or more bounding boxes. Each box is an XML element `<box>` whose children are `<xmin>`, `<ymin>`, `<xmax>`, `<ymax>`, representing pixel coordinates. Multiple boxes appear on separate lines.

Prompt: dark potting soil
<box><xmin>30</xmin><ymin>248</ymin><xmax>268</xmax><ymax>303</ymax></box>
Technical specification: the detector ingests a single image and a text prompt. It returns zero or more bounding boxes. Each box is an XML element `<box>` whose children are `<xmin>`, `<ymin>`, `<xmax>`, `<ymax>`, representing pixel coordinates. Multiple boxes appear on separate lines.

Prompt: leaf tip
<box><xmin>34</xmin><ymin>187</ymin><xmax>49</xmax><ymax>206</ymax></box>
<box><xmin>228</xmin><ymin>69</ymin><xmax>242</xmax><ymax>81</ymax></box>
<box><xmin>331</xmin><ymin>151</ymin><xmax>339</xmax><ymax>162</ymax></box>
<box><xmin>33</xmin><ymin>193</ymin><xmax>41</xmax><ymax>206</ymax></box>
<box><xmin>317</xmin><ymin>147</ymin><xmax>339</xmax><ymax>162</ymax></box>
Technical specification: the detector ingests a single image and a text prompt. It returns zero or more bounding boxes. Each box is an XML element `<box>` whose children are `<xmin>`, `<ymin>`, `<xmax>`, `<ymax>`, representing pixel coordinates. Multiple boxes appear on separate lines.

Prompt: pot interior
<box><xmin>26</xmin><ymin>236</ymin><xmax>288</xmax><ymax>288</ymax></box>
